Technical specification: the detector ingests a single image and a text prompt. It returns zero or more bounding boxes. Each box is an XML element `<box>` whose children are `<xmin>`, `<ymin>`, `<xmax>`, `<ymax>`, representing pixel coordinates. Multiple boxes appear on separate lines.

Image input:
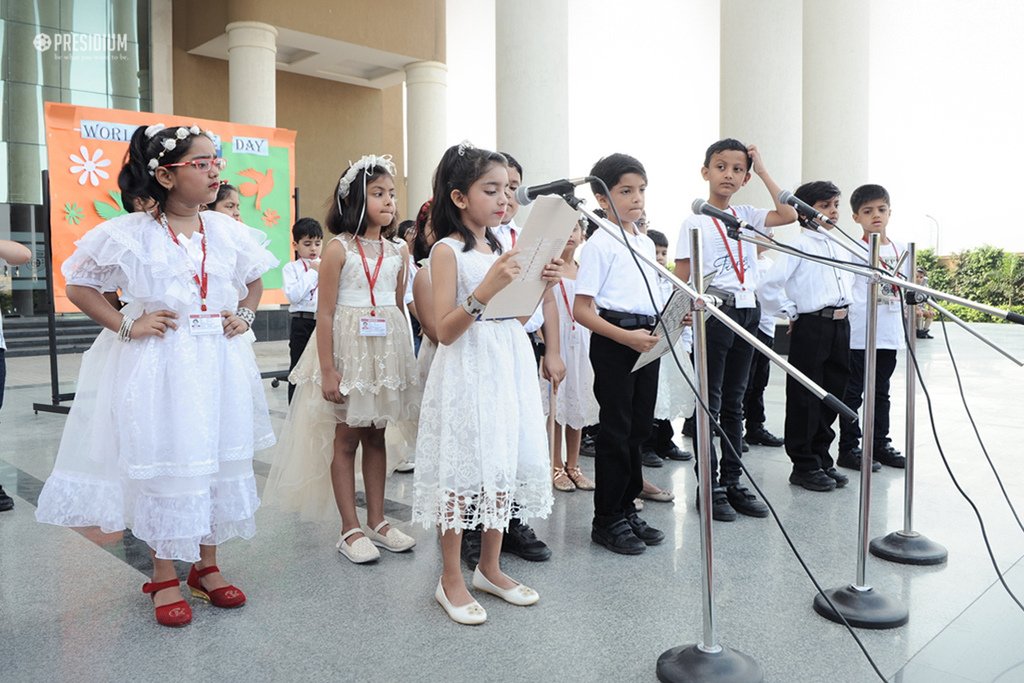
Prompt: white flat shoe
<box><xmin>336</xmin><ymin>528</ymin><xmax>381</xmax><ymax>564</ymax></box>
<box><xmin>394</xmin><ymin>460</ymin><xmax>415</xmax><ymax>473</ymax></box>
<box><xmin>471</xmin><ymin>567</ymin><xmax>539</xmax><ymax>606</ymax></box>
<box><xmin>435</xmin><ymin>579</ymin><xmax>486</xmax><ymax>625</ymax></box>
<box><xmin>366</xmin><ymin>521</ymin><xmax>416</xmax><ymax>552</ymax></box>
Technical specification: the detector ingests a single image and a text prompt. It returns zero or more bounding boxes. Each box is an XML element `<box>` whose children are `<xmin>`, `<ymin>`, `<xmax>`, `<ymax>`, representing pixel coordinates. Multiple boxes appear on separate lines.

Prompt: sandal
<box><xmin>552</xmin><ymin>467</ymin><xmax>576</xmax><ymax>492</ymax></box>
<box><xmin>187</xmin><ymin>564</ymin><xmax>247</xmax><ymax>608</ymax></box>
<box><xmin>142</xmin><ymin>578</ymin><xmax>192</xmax><ymax>627</ymax></box>
<box><xmin>566</xmin><ymin>466</ymin><xmax>595</xmax><ymax>491</ymax></box>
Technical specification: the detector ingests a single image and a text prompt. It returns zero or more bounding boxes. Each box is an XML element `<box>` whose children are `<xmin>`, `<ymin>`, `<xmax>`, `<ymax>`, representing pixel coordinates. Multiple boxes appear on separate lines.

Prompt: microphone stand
<box><xmin>564</xmin><ymin>197</ymin><xmax>857</xmax><ymax>683</ymax></box>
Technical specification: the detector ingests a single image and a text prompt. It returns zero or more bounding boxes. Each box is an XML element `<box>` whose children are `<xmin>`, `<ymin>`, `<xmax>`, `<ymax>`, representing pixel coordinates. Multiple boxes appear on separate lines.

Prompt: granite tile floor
<box><xmin>1</xmin><ymin>323</ymin><xmax>1023</xmax><ymax>682</ymax></box>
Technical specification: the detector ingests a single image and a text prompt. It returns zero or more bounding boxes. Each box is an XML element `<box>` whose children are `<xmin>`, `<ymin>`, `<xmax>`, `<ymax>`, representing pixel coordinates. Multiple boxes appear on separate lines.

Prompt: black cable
<box><xmin>898</xmin><ymin>299</ymin><xmax>1024</xmax><ymax>613</ymax></box>
<box><xmin>590</xmin><ymin>183</ymin><xmax>887</xmax><ymax>682</ymax></box>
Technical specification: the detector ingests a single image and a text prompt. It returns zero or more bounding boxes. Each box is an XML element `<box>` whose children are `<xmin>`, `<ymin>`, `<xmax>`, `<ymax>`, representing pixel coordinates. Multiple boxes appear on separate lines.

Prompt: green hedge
<box><xmin>917</xmin><ymin>246</ymin><xmax>1024</xmax><ymax>323</ymax></box>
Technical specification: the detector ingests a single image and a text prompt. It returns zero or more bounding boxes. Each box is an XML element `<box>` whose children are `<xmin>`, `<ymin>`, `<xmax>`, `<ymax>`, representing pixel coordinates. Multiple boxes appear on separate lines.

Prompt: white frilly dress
<box><xmin>34</xmin><ymin>211</ymin><xmax>278</xmax><ymax>562</ymax></box>
<box><xmin>542</xmin><ymin>276</ymin><xmax>599</xmax><ymax>429</ymax></box>
<box><xmin>655</xmin><ymin>327</ymin><xmax>696</xmax><ymax>421</ymax></box>
<box><xmin>412</xmin><ymin>238</ymin><xmax>553</xmax><ymax>532</ymax></box>
<box><xmin>265</xmin><ymin>235</ymin><xmax>421</xmax><ymax>522</ymax></box>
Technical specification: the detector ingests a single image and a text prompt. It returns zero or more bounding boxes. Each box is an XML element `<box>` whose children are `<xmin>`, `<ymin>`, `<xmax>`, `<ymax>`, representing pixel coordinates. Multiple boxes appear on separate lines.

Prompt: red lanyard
<box><xmin>354</xmin><ymin>237</ymin><xmax>385</xmax><ymax>315</ymax></box>
<box><xmin>710</xmin><ymin>207</ymin><xmax>744</xmax><ymax>286</ymax></box>
<box><xmin>558</xmin><ymin>280</ymin><xmax>575</xmax><ymax>330</ymax></box>
<box><xmin>301</xmin><ymin>259</ymin><xmax>318</xmax><ymax>299</ymax></box>
<box><xmin>510</xmin><ymin>228</ymin><xmax>517</xmax><ymax>248</ymax></box>
<box><xmin>163</xmin><ymin>213</ymin><xmax>208</xmax><ymax>311</ymax></box>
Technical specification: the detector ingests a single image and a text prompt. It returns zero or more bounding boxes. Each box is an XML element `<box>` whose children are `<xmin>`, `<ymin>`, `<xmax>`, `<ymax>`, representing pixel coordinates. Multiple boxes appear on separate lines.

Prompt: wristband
<box><xmin>236</xmin><ymin>307</ymin><xmax>256</xmax><ymax>329</ymax></box>
<box><xmin>461</xmin><ymin>293</ymin><xmax>486</xmax><ymax>318</ymax></box>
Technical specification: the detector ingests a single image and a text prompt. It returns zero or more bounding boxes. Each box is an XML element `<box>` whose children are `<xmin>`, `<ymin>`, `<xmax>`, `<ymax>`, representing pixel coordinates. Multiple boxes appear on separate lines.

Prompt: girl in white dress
<box><xmin>35</xmin><ymin>123</ymin><xmax>277</xmax><ymax>627</ymax></box>
<box><xmin>412</xmin><ymin>143</ymin><xmax>560</xmax><ymax>625</ymax></box>
<box><xmin>266</xmin><ymin>155</ymin><xmax>421</xmax><ymax>564</ymax></box>
<box><xmin>546</xmin><ymin>220</ymin><xmax>599</xmax><ymax>492</ymax></box>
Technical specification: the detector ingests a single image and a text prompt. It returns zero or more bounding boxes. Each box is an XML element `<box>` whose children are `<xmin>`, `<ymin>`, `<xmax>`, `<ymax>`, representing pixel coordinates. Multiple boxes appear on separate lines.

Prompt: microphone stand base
<box><xmin>870</xmin><ymin>530</ymin><xmax>948</xmax><ymax>566</ymax></box>
<box><xmin>813</xmin><ymin>585</ymin><xmax>909</xmax><ymax>629</ymax></box>
<box><xmin>656</xmin><ymin>644</ymin><xmax>764</xmax><ymax>683</ymax></box>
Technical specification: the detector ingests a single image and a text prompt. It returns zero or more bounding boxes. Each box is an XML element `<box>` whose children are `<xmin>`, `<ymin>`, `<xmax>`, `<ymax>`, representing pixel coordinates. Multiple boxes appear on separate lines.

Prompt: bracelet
<box><xmin>117</xmin><ymin>314</ymin><xmax>135</xmax><ymax>343</ymax></box>
<box><xmin>461</xmin><ymin>293</ymin><xmax>486</xmax><ymax>318</ymax></box>
<box><xmin>236</xmin><ymin>307</ymin><xmax>256</xmax><ymax>329</ymax></box>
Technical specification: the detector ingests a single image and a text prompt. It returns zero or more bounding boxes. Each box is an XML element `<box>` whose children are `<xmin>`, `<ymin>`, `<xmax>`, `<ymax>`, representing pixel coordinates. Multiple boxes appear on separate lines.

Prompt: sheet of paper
<box><xmin>482</xmin><ymin>195</ymin><xmax>580</xmax><ymax>320</ymax></box>
<box><xmin>633</xmin><ymin>288</ymin><xmax>694</xmax><ymax>371</ymax></box>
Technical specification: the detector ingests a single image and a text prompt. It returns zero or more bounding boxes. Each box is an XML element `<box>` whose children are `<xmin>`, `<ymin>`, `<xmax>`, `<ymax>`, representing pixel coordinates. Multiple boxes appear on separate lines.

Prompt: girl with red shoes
<box><xmin>35</xmin><ymin>123</ymin><xmax>278</xmax><ymax>627</ymax></box>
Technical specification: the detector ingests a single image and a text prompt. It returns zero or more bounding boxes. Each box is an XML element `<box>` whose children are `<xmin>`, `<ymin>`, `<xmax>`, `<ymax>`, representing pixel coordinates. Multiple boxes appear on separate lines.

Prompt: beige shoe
<box><xmin>366</xmin><ymin>520</ymin><xmax>416</xmax><ymax>552</ymax></box>
<box><xmin>639</xmin><ymin>487</ymin><xmax>675</xmax><ymax>502</ymax></box>
<box><xmin>552</xmin><ymin>467</ymin><xmax>576</xmax><ymax>492</ymax></box>
<box><xmin>336</xmin><ymin>528</ymin><xmax>381</xmax><ymax>564</ymax></box>
<box><xmin>471</xmin><ymin>567</ymin><xmax>539</xmax><ymax>606</ymax></box>
<box><xmin>566</xmin><ymin>466</ymin><xmax>595</xmax><ymax>491</ymax></box>
<box><xmin>435</xmin><ymin>579</ymin><xmax>487</xmax><ymax>625</ymax></box>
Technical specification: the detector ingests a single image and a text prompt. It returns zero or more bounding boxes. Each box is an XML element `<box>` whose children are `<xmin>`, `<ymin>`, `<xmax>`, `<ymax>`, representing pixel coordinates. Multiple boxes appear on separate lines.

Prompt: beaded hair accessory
<box><xmin>457</xmin><ymin>140</ymin><xmax>474</xmax><ymax>157</ymax></box>
<box><xmin>146</xmin><ymin>124</ymin><xmax>218</xmax><ymax>176</ymax></box>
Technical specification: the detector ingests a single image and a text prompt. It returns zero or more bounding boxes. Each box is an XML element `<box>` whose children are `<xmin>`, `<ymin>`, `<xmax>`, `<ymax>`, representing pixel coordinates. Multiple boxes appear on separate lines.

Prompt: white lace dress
<box><xmin>34</xmin><ymin>211</ymin><xmax>278</xmax><ymax>562</ymax></box>
<box><xmin>655</xmin><ymin>327</ymin><xmax>695</xmax><ymax>421</ymax></box>
<box><xmin>412</xmin><ymin>237</ymin><xmax>553</xmax><ymax>531</ymax></box>
<box><xmin>542</xmin><ymin>276</ymin><xmax>599</xmax><ymax>429</ymax></box>
<box><xmin>265</xmin><ymin>234</ymin><xmax>420</xmax><ymax>521</ymax></box>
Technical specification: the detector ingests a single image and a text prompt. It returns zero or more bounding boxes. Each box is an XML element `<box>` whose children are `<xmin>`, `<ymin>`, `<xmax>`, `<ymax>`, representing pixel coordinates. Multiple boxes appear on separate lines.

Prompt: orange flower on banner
<box><xmin>262</xmin><ymin>208</ymin><xmax>280</xmax><ymax>227</ymax></box>
<box><xmin>238</xmin><ymin>168</ymin><xmax>274</xmax><ymax>210</ymax></box>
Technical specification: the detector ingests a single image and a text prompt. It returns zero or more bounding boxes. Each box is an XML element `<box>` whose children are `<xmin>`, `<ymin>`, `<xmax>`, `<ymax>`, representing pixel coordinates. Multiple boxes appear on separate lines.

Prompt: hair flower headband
<box><xmin>336</xmin><ymin>154</ymin><xmax>396</xmax><ymax>200</ymax></box>
<box><xmin>457</xmin><ymin>140</ymin><xmax>474</xmax><ymax>157</ymax></box>
<box><xmin>145</xmin><ymin>123</ymin><xmax>217</xmax><ymax>175</ymax></box>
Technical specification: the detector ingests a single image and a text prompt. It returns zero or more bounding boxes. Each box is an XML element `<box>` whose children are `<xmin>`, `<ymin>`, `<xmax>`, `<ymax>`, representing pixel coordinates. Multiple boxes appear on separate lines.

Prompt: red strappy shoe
<box><xmin>141</xmin><ymin>579</ymin><xmax>192</xmax><ymax>627</ymax></box>
<box><xmin>187</xmin><ymin>564</ymin><xmax>246</xmax><ymax>608</ymax></box>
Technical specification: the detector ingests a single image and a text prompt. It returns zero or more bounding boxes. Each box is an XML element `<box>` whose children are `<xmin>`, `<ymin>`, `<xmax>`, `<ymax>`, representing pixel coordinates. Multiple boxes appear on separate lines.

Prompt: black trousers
<box><xmin>785</xmin><ymin>315</ymin><xmax>851</xmax><ymax>471</ymax></box>
<box><xmin>839</xmin><ymin>348</ymin><xmax>898</xmax><ymax>452</ymax></box>
<box><xmin>288</xmin><ymin>316</ymin><xmax>317</xmax><ymax>403</ymax></box>
<box><xmin>742</xmin><ymin>328</ymin><xmax>774</xmax><ymax>430</ymax></box>
<box><xmin>643</xmin><ymin>418</ymin><xmax>675</xmax><ymax>454</ymax></box>
<box><xmin>0</xmin><ymin>348</ymin><xmax>6</xmax><ymax>412</ymax></box>
<box><xmin>590</xmin><ymin>331</ymin><xmax>659</xmax><ymax>524</ymax></box>
<box><xmin>693</xmin><ymin>304</ymin><xmax>759</xmax><ymax>486</ymax></box>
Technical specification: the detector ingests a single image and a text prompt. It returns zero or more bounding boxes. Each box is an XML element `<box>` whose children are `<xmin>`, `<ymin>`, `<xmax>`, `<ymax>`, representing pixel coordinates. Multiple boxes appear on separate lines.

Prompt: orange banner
<box><xmin>44</xmin><ymin>103</ymin><xmax>296</xmax><ymax>312</ymax></box>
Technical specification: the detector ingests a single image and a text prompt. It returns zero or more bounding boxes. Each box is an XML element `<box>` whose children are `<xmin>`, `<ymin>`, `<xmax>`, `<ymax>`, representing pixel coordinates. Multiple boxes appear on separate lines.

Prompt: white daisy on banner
<box><xmin>69</xmin><ymin>146</ymin><xmax>111</xmax><ymax>187</ymax></box>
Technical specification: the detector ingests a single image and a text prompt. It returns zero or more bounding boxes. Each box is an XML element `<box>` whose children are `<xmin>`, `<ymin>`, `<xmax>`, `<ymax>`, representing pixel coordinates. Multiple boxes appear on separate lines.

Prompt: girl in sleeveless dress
<box><xmin>412</xmin><ymin>143</ymin><xmax>561</xmax><ymax>625</ymax></box>
<box><xmin>266</xmin><ymin>155</ymin><xmax>420</xmax><ymax>564</ymax></box>
<box><xmin>35</xmin><ymin>123</ymin><xmax>277</xmax><ymax>627</ymax></box>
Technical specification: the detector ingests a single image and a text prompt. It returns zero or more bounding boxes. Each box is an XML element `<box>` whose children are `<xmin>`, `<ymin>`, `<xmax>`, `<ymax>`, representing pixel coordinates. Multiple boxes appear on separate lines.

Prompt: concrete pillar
<box><xmin>802</xmin><ymin>0</ymin><xmax>870</xmax><ymax>206</ymax></box>
<box><xmin>405</xmin><ymin>61</ymin><xmax>448</xmax><ymax>217</ymax></box>
<box><xmin>720</xmin><ymin>0</ymin><xmax>803</xmax><ymax>210</ymax></box>
<box><xmin>495</xmin><ymin>0</ymin><xmax>569</xmax><ymax>211</ymax></box>
<box><xmin>149</xmin><ymin>0</ymin><xmax>174</xmax><ymax>113</ymax></box>
<box><xmin>226</xmin><ymin>21</ymin><xmax>278</xmax><ymax>127</ymax></box>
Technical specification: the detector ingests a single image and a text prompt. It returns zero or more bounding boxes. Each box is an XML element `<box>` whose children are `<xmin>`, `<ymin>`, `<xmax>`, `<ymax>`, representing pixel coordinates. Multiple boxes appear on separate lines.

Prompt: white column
<box><xmin>803</xmin><ymin>0</ymin><xmax>870</xmax><ymax>204</ymax></box>
<box><xmin>495</xmin><ymin>0</ymin><xmax>569</xmax><ymax>206</ymax></box>
<box><xmin>719</xmin><ymin>0</ymin><xmax>802</xmax><ymax>211</ymax></box>
<box><xmin>405</xmin><ymin>61</ymin><xmax>448</xmax><ymax>218</ymax></box>
<box><xmin>226</xmin><ymin>21</ymin><xmax>278</xmax><ymax>127</ymax></box>
<box><xmin>149</xmin><ymin>0</ymin><xmax>174</xmax><ymax>113</ymax></box>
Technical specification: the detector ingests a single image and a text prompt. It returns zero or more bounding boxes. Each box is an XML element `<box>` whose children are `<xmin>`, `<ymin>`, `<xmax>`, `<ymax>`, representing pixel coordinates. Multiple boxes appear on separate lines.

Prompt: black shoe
<box><xmin>502</xmin><ymin>521</ymin><xmax>552</xmax><ymax>561</ymax></box>
<box><xmin>0</xmin><ymin>486</ymin><xmax>13</xmax><ymax>512</ymax></box>
<box><xmin>695</xmin><ymin>486</ymin><xmax>737</xmax><ymax>522</ymax></box>
<box><xmin>789</xmin><ymin>469</ymin><xmax>837</xmax><ymax>492</ymax></box>
<box><xmin>745</xmin><ymin>426</ymin><xmax>784</xmax><ymax>447</ymax></box>
<box><xmin>625</xmin><ymin>512</ymin><xmax>665</xmax><ymax>545</ymax></box>
<box><xmin>580</xmin><ymin>434</ymin><xmax>596</xmax><ymax>457</ymax></box>
<box><xmin>591</xmin><ymin>518</ymin><xmax>646</xmax><ymax>555</ymax></box>
<box><xmin>725</xmin><ymin>484</ymin><xmax>769</xmax><ymax>517</ymax></box>
<box><xmin>461</xmin><ymin>528</ymin><xmax>482</xmax><ymax>569</ymax></box>
<box><xmin>741</xmin><ymin>439</ymin><xmax>750</xmax><ymax>453</ymax></box>
<box><xmin>916</xmin><ymin>330</ymin><xmax>933</xmax><ymax>339</ymax></box>
<box><xmin>641</xmin><ymin>449</ymin><xmax>664</xmax><ymax>468</ymax></box>
<box><xmin>874</xmin><ymin>444</ymin><xmax>906</xmax><ymax>469</ymax></box>
<box><xmin>682</xmin><ymin>417</ymin><xmax>696</xmax><ymax>438</ymax></box>
<box><xmin>660</xmin><ymin>445</ymin><xmax>693</xmax><ymax>461</ymax></box>
<box><xmin>837</xmin><ymin>448</ymin><xmax>881</xmax><ymax>472</ymax></box>
<box><xmin>824</xmin><ymin>467</ymin><xmax>849</xmax><ymax>488</ymax></box>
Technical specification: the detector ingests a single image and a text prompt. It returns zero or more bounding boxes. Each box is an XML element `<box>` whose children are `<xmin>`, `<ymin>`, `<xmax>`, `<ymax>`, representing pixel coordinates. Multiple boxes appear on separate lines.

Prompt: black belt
<box><xmin>600</xmin><ymin>310</ymin><xmax>658</xmax><ymax>330</ymax></box>
<box><xmin>291</xmin><ymin>311</ymin><xmax>316</xmax><ymax>320</ymax></box>
<box><xmin>804</xmin><ymin>305</ymin><xmax>848</xmax><ymax>320</ymax></box>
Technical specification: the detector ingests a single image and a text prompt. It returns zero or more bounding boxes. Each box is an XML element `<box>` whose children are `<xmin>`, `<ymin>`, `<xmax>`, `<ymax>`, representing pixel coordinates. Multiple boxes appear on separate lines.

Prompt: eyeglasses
<box><xmin>162</xmin><ymin>157</ymin><xmax>227</xmax><ymax>172</ymax></box>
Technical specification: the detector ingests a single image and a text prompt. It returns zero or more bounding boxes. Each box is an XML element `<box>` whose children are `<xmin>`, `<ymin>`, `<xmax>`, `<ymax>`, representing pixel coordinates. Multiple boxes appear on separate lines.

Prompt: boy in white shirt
<box><xmin>838</xmin><ymin>184</ymin><xmax>907</xmax><ymax>470</ymax></box>
<box><xmin>575</xmin><ymin>153</ymin><xmax>665</xmax><ymax>555</ymax></box>
<box><xmin>1</xmin><ymin>238</ymin><xmax>33</xmax><ymax>511</ymax></box>
<box><xmin>674</xmin><ymin>139</ymin><xmax>796</xmax><ymax>521</ymax></box>
<box><xmin>282</xmin><ymin>217</ymin><xmax>323</xmax><ymax>403</ymax></box>
<box><xmin>759</xmin><ymin>181</ymin><xmax>855</xmax><ymax>490</ymax></box>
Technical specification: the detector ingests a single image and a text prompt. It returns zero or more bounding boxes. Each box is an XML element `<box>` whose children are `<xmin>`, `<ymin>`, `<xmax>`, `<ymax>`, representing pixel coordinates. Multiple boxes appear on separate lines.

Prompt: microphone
<box><xmin>778</xmin><ymin>190</ymin><xmax>837</xmax><ymax>226</ymax></box>
<box><xmin>515</xmin><ymin>177</ymin><xmax>593</xmax><ymax>206</ymax></box>
<box><xmin>690</xmin><ymin>198</ymin><xmax>752</xmax><ymax>231</ymax></box>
